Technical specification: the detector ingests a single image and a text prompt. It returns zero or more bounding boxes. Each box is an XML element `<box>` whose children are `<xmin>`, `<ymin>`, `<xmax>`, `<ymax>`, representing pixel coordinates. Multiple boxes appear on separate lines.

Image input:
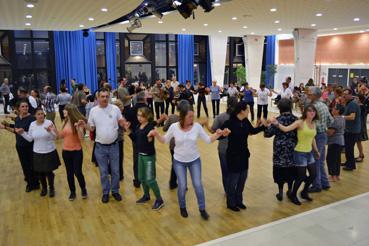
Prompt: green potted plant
<box><xmin>235</xmin><ymin>65</ymin><xmax>246</xmax><ymax>85</ymax></box>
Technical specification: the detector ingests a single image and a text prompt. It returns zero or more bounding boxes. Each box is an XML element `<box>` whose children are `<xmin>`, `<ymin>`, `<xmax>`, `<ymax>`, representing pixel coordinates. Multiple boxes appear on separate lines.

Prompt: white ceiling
<box><xmin>0</xmin><ymin>0</ymin><xmax>368</xmax><ymax>37</ymax></box>
<box><xmin>98</xmin><ymin>0</ymin><xmax>369</xmax><ymax>36</ymax></box>
<box><xmin>0</xmin><ymin>0</ymin><xmax>141</xmax><ymax>31</ymax></box>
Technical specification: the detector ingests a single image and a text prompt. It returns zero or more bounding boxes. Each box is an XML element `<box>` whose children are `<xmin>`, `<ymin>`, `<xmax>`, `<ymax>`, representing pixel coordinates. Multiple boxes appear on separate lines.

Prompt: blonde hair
<box><xmin>137</xmin><ymin>107</ymin><xmax>154</xmax><ymax>123</ymax></box>
<box><xmin>113</xmin><ymin>99</ymin><xmax>124</xmax><ymax>110</ymax></box>
<box><xmin>62</xmin><ymin>104</ymin><xmax>87</xmax><ymax>134</ymax></box>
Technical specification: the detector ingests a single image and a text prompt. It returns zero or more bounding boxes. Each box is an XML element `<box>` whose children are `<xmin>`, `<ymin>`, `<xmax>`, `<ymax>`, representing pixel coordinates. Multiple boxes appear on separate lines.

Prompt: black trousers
<box><xmin>165</xmin><ymin>98</ymin><xmax>175</xmax><ymax>115</ymax></box>
<box><xmin>39</xmin><ymin>172</ymin><xmax>55</xmax><ymax>190</ymax></box>
<box><xmin>59</xmin><ymin>104</ymin><xmax>66</xmax><ymax>121</ymax></box>
<box><xmin>197</xmin><ymin>96</ymin><xmax>208</xmax><ymax>118</ymax></box>
<box><xmin>257</xmin><ymin>104</ymin><xmax>268</xmax><ymax>119</ymax></box>
<box><xmin>154</xmin><ymin>101</ymin><xmax>164</xmax><ymax>120</ymax></box>
<box><xmin>147</xmin><ymin>98</ymin><xmax>153</xmax><ymax>110</ymax></box>
<box><xmin>169</xmin><ymin>149</ymin><xmax>177</xmax><ymax>186</ymax></box>
<box><xmin>226</xmin><ymin>169</ymin><xmax>248</xmax><ymax>207</ymax></box>
<box><xmin>130</xmin><ymin>136</ymin><xmax>139</xmax><ymax>183</ymax></box>
<box><xmin>327</xmin><ymin>144</ymin><xmax>343</xmax><ymax>176</ymax></box>
<box><xmin>246</xmin><ymin>102</ymin><xmax>255</xmax><ymax>121</ymax></box>
<box><xmin>118</xmin><ymin>140</ymin><xmax>124</xmax><ymax>180</ymax></box>
<box><xmin>62</xmin><ymin>150</ymin><xmax>86</xmax><ymax>192</ymax></box>
<box><xmin>211</xmin><ymin>99</ymin><xmax>220</xmax><ymax>118</ymax></box>
<box><xmin>3</xmin><ymin>94</ymin><xmax>9</xmax><ymax>114</ymax></box>
<box><xmin>16</xmin><ymin>145</ymin><xmax>39</xmax><ymax>187</ymax></box>
<box><xmin>344</xmin><ymin>132</ymin><xmax>360</xmax><ymax>169</ymax></box>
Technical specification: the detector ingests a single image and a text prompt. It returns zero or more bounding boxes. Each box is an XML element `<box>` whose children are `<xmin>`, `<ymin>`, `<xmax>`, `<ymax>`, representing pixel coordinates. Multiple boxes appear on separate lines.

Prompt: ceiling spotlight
<box><xmin>88</xmin><ymin>17</ymin><xmax>94</xmax><ymax>21</ymax></box>
<box><xmin>25</xmin><ymin>23</ymin><xmax>31</xmax><ymax>26</ymax></box>
<box><xmin>175</xmin><ymin>0</ymin><xmax>198</xmax><ymax>19</ymax></box>
<box><xmin>158</xmin><ymin>20</ymin><xmax>163</xmax><ymax>24</ymax></box>
<box><xmin>232</xmin><ymin>17</ymin><xmax>237</xmax><ymax>20</ymax></box>
<box><xmin>274</xmin><ymin>20</ymin><xmax>280</xmax><ymax>24</ymax></box>
<box><xmin>204</xmin><ymin>23</ymin><xmax>208</xmax><ymax>26</ymax></box>
<box><xmin>26</xmin><ymin>15</ymin><xmax>32</xmax><ymax>19</ymax></box>
<box><xmin>277</xmin><ymin>28</ymin><xmax>282</xmax><ymax>31</ymax></box>
<box><xmin>333</xmin><ymin>28</ymin><xmax>338</xmax><ymax>30</ymax></box>
<box><xmin>270</xmin><ymin>8</ymin><xmax>277</xmax><ymax>12</ymax></box>
<box><xmin>101</xmin><ymin>8</ymin><xmax>108</xmax><ymax>12</ymax></box>
<box><xmin>311</xmin><ymin>23</ymin><xmax>316</xmax><ymax>27</ymax></box>
<box><xmin>243</xmin><ymin>26</ymin><xmax>248</xmax><ymax>29</ymax></box>
<box><xmin>198</xmin><ymin>0</ymin><xmax>214</xmax><ymax>12</ymax></box>
<box><xmin>218</xmin><ymin>30</ymin><xmax>222</xmax><ymax>33</ymax></box>
<box><xmin>251</xmin><ymin>32</ymin><xmax>255</xmax><ymax>34</ymax></box>
<box><xmin>143</xmin><ymin>4</ymin><xmax>163</xmax><ymax>19</ymax></box>
<box><xmin>127</xmin><ymin>16</ymin><xmax>142</xmax><ymax>32</ymax></box>
<box><xmin>182</xmin><ymin>28</ymin><xmax>186</xmax><ymax>31</ymax></box>
<box><xmin>79</xmin><ymin>24</ymin><xmax>85</xmax><ymax>28</ymax></box>
<box><xmin>27</xmin><ymin>4</ymin><xmax>34</xmax><ymax>8</ymax></box>
<box><xmin>316</xmin><ymin>13</ymin><xmax>323</xmax><ymax>17</ymax></box>
<box><xmin>354</xmin><ymin>18</ymin><xmax>360</xmax><ymax>22</ymax></box>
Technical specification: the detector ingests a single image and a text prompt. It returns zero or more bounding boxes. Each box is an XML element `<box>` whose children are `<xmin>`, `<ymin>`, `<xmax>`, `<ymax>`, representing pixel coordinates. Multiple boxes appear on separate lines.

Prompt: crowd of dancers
<box><xmin>0</xmin><ymin>75</ymin><xmax>368</xmax><ymax>220</ymax></box>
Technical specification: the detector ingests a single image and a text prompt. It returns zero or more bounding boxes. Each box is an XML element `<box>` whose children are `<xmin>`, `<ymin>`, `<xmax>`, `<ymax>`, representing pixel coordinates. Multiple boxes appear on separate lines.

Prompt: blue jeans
<box><xmin>226</xmin><ymin>169</ymin><xmax>248</xmax><ymax>207</ymax></box>
<box><xmin>218</xmin><ymin>151</ymin><xmax>228</xmax><ymax>193</ymax></box>
<box><xmin>94</xmin><ymin>142</ymin><xmax>120</xmax><ymax>195</ymax></box>
<box><xmin>173</xmin><ymin>158</ymin><xmax>205</xmax><ymax>210</ymax></box>
<box><xmin>312</xmin><ymin>132</ymin><xmax>330</xmax><ymax>189</ymax></box>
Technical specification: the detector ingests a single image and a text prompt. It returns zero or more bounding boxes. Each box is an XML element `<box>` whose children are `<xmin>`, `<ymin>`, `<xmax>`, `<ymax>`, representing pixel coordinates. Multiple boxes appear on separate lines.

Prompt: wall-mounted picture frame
<box><xmin>130</xmin><ymin>41</ymin><xmax>143</xmax><ymax>56</ymax></box>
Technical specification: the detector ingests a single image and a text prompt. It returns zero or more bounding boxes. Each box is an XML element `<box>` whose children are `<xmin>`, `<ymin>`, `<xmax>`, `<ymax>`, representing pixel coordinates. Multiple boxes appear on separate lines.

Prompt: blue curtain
<box><xmin>265</xmin><ymin>35</ymin><xmax>276</xmax><ymax>88</ymax></box>
<box><xmin>206</xmin><ymin>37</ymin><xmax>212</xmax><ymax>87</ymax></box>
<box><xmin>177</xmin><ymin>34</ymin><xmax>194</xmax><ymax>85</ymax></box>
<box><xmin>105</xmin><ymin>33</ymin><xmax>117</xmax><ymax>89</ymax></box>
<box><xmin>54</xmin><ymin>31</ymin><xmax>98</xmax><ymax>93</ymax></box>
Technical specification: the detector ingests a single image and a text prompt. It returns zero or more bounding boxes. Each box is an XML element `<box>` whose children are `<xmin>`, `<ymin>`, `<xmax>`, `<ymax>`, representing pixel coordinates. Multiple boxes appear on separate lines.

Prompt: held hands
<box><xmin>222</xmin><ymin>128</ymin><xmax>231</xmax><ymax>137</ymax></box>
<box><xmin>45</xmin><ymin>124</ymin><xmax>55</xmax><ymax>133</ymax></box>
<box><xmin>159</xmin><ymin>113</ymin><xmax>168</xmax><ymax>123</ymax></box>
<box><xmin>0</xmin><ymin>123</ymin><xmax>5</xmax><ymax>130</ymax></box>
<box><xmin>270</xmin><ymin>117</ymin><xmax>278</xmax><ymax>126</ymax></box>
<box><xmin>14</xmin><ymin>128</ymin><xmax>24</xmax><ymax>135</ymax></box>
<box><xmin>75</xmin><ymin>120</ymin><xmax>86</xmax><ymax>129</ymax></box>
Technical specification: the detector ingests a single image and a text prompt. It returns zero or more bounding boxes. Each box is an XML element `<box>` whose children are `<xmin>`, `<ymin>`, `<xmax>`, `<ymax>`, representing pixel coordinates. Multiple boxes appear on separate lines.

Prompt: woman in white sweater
<box><xmin>149</xmin><ymin>100</ymin><xmax>225</xmax><ymax>220</ymax></box>
<box><xmin>15</xmin><ymin>108</ymin><xmax>61</xmax><ymax>197</ymax></box>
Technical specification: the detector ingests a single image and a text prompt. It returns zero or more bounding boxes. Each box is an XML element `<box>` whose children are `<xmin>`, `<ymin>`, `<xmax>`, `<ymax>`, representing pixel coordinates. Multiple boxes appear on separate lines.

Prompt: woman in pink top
<box><xmin>51</xmin><ymin>103</ymin><xmax>87</xmax><ymax>201</ymax></box>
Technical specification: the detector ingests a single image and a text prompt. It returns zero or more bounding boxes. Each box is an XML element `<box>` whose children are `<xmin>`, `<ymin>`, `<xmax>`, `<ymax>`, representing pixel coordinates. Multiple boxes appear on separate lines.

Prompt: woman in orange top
<box><xmin>51</xmin><ymin>103</ymin><xmax>87</xmax><ymax>201</ymax></box>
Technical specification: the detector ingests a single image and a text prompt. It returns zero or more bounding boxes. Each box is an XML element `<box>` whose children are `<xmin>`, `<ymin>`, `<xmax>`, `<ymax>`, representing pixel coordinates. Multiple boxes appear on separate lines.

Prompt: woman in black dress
<box><xmin>264</xmin><ymin>99</ymin><xmax>297</xmax><ymax>201</ymax></box>
<box><xmin>355</xmin><ymin>94</ymin><xmax>368</xmax><ymax>162</ymax></box>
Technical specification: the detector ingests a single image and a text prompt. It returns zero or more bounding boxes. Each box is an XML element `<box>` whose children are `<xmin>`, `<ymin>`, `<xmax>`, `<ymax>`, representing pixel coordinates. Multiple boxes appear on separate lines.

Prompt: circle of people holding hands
<box><xmin>0</xmin><ymin>75</ymin><xmax>368</xmax><ymax>220</ymax></box>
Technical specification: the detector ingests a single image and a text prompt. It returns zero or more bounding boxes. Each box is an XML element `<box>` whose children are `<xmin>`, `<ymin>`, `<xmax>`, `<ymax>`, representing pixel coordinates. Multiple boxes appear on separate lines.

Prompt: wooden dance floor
<box><xmin>1</xmin><ymin>104</ymin><xmax>368</xmax><ymax>246</ymax></box>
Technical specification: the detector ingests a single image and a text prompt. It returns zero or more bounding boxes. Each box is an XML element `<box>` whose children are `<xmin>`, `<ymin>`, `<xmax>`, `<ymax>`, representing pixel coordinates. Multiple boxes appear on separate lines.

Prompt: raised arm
<box><xmin>272</xmin><ymin>118</ymin><xmax>302</xmax><ymax>132</ymax></box>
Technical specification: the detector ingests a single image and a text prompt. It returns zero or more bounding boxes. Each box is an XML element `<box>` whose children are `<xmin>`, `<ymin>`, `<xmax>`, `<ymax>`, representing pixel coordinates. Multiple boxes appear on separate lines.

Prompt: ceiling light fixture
<box><xmin>311</xmin><ymin>23</ymin><xmax>316</xmax><ymax>27</ymax></box>
<box><xmin>274</xmin><ymin>20</ymin><xmax>280</xmax><ymax>24</ymax></box>
<box><xmin>354</xmin><ymin>18</ymin><xmax>360</xmax><ymax>22</ymax></box>
<box><xmin>26</xmin><ymin>15</ymin><xmax>32</xmax><ymax>19</ymax></box>
<box><xmin>182</xmin><ymin>28</ymin><xmax>186</xmax><ymax>31</ymax></box>
<box><xmin>277</xmin><ymin>28</ymin><xmax>282</xmax><ymax>31</ymax></box>
<box><xmin>232</xmin><ymin>17</ymin><xmax>237</xmax><ymax>20</ymax></box>
<box><xmin>243</xmin><ymin>26</ymin><xmax>248</xmax><ymax>29</ymax></box>
<box><xmin>79</xmin><ymin>24</ymin><xmax>84</xmax><ymax>28</ymax></box>
<box><xmin>101</xmin><ymin>8</ymin><xmax>108</xmax><ymax>12</ymax></box>
<box><xmin>316</xmin><ymin>13</ymin><xmax>323</xmax><ymax>17</ymax></box>
<box><xmin>88</xmin><ymin>17</ymin><xmax>94</xmax><ymax>21</ymax></box>
<box><xmin>218</xmin><ymin>30</ymin><xmax>222</xmax><ymax>33</ymax></box>
<box><xmin>143</xmin><ymin>3</ymin><xmax>163</xmax><ymax>19</ymax></box>
<box><xmin>25</xmin><ymin>23</ymin><xmax>31</xmax><ymax>26</ymax></box>
<box><xmin>158</xmin><ymin>20</ymin><xmax>163</xmax><ymax>24</ymax></box>
<box><xmin>251</xmin><ymin>32</ymin><xmax>255</xmax><ymax>34</ymax></box>
<box><xmin>270</xmin><ymin>8</ymin><xmax>277</xmax><ymax>12</ymax></box>
<box><xmin>204</xmin><ymin>23</ymin><xmax>208</xmax><ymax>26</ymax></box>
<box><xmin>26</xmin><ymin>4</ymin><xmax>34</xmax><ymax>8</ymax></box>
<box><xmin>127</xmin><ymin>15</ymin><xmax>142</xmax><ymax>32</ymax></box>
<box><xmin>333</xmin><ymin>28</ymin><xmax>338</xmax><ymax>30</ymax></box>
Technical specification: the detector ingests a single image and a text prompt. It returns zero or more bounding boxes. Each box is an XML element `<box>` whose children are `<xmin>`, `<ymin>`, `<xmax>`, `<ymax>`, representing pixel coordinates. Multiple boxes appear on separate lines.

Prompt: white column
<box><xmin>209</xmin><ymin>35</ymin><xmax>228</xmax><ymax>87</ymax></box>
<box><xmin>243</xmin><ymin>35</ymin><xmax>265</xmax><ymax>89</ymax></box>
<box><xmin>293</xmin><ymin>28</ymin><xmax>317</xmax><ymax>86</ymax></box>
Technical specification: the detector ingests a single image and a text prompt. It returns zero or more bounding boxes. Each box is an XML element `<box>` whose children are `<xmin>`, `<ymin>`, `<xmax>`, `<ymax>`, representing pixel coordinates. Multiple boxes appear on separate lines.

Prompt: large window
<box><xmin>154</xmin><ymin>34</ymin><xmax>177</xmax><ymax>82</ymax></box>
<box><xmin>194</xmin><ymin>36</ymin><xmax>207</xmax><ymax>85</ymax></box>
<box><xmin>224</xmin><ymin>37</ymin><xmax>245</xmax><ymax>85</ymax></box>
<box><xmin>96</xmin><ymin>33</ymin><xmax>106</xmax><ymax>83</ymax></box>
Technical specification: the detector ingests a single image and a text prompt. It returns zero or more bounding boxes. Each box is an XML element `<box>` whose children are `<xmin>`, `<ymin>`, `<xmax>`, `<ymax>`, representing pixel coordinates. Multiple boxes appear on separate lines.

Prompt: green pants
<box><xmin>138</xmin><ymin>154</ymin><xmax>161</xmax><ymax>199</ymax></box>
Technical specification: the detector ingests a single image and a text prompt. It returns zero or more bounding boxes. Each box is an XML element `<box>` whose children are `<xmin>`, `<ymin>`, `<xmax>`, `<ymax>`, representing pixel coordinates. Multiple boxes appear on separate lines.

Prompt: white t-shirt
<box><xmin>21</xmin><ymin>119</ymin><xmax>56</xmax><ymax>154</ymax></box>
<box><xmin>257</xmin><ymin>88</ymin><xmax>270</xmax><ymax>105</ymax></box>
<box><xmin>164</xmin><ymin>122</ymin><xmax>211</xmax><ymax>162</ymax></box>
<box><xmin>88</xmin><ymin>104</ymin><xmax>122</xmax><ymax>144</ymax></box>
<box><xmin>227</xmin><ymin>87</ymin><xmax>239</xmax><ymax>97</ymax></box>
<box><xmin>28</xmin><ymin>95</ymin><xmax>38</xmax><ymax>108</ymax></box>
<box><xmin>171</xmin><ymin>81</ymin><xmax>179</xmax><ymax>90</ymax></box>
<box><xmin>281</xmin><ymin>88</ymin><xmax>293</xmax><ymax>99</ymax></box>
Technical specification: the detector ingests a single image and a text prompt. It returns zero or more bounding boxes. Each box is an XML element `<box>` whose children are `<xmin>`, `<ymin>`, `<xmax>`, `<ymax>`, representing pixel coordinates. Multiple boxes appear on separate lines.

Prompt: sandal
<box><xmin>355</xmin><ymin>155</ymin><xmax>364</xmax><ymax>162</ymax></box>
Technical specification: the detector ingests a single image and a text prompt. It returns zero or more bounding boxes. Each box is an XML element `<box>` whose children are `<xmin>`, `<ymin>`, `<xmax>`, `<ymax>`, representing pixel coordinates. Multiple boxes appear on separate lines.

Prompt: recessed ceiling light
<box><xmin>79</xmin><ymin>24</ymin><xmax>84</xmax><ymax>28</ymax></box>
<box><xmin>218</xmin><ymin>30</ymin><xmax>222</xmax><ymax>33</ymax></box>
<box><xmin>360</xmin><ymin>30</ymin><xmax>365</xmax><ymax>33</ymax></box>
<box><xmin>214</xmin><ymin>3</ymin><xmax>221</xmax><ymax>7</ymax></box>
<box><xmin>158</xmin><ymin>20</ymin><xmax>163</xmax><ymax>24</ymax></box>
<box><xmin>25</xmin><ymin>23</ymin><xmax>31</xmax><ymax>26</ymax></box>
<box><xmin>88</xmin><ymin>17</ymin><xmax>94</xmax><ymax>21</ymax></box>
<box><xmin>182</xmin><ymin>28</ymin><xmax>186</xmax><ymax>31</ymax></box>
<box><xmin>277</xmin><ymin>28</ymin><xmax>282</xmax><ymax>31</ymax></box>
<box><xmin>243</xmin><ymin>26</ymin><xmax>248</xmax><ymax>29</ymax></box>
<box><xmin>26</xmin><ymin>15</ymin><xmax>32</xmax><ymax>19</ymax></box>
<box><xmin>232</xmin><ymin>17</ymin><xmax>237</xmax><ymax>20</ymax></box>
<box><xmin>311</xmin><ymin>23</ymin><xmax>316</xmax><ymax>27</ymax></box>
<box><xmin>270</xmin><ymin>8</ymin><xmax>277</xmax><ymax>12</ymax></box>
<box><xmin>316</xmin><ymin>13</ymin><xmax>323</xmax><ymax>17</ymax></box>
<box><xmin>204</xmin><ymin>23</ymin><xmax>208</xmax><ymax>26</ymax></box>
<box><xmin>26</xmin><ymin>4</ymin><xmax>34</xmax><ymax>8</ymax></box>
<box><xmin>333</xmin><ymin>28</ymin><xmax>338</xmax><ymax>31</ymax></box>
<box><xmin>251</xmin><ymin>32</ymin><xmax>255</xmax><ymax>34</ymax></box>
<box><xmin>274</xmin><ymin>20</ymin><xmax>280</xmax><ymax>24</ymax></box>
<box><xmin>101</xmin><ymin>8</ymin><xmax>108</xmax><ymax>12</ymax></box>
<box><xmin>354</xmin><ymin>18</ymin><xmax>360</xmax><ymax>22</ymax></box>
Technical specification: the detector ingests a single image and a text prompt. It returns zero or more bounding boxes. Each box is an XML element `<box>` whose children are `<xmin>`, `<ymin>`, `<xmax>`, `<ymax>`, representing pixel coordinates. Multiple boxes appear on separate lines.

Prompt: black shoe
<box><xmin>81</xmin><ymin>189</ymin><xmax>88</xmax><ymax>199</ymax></box>
<box><xmin>26</xmin><ymin>185</ymin><xmax>32</xmax><ymax>193</ymax></box>
<box><xmin>180</xmin><ymin>208</ymin><xmax>188</xmax><ymax>218</ymax></box>
<box><xmin>102</xmin><ymin>194</ymin><xmax>109</xmax><ymax>203</ymax></box>
<box><xmin>69</xmin><ymin>192</ymin><xmax>76</xmax><ymax>201</ymax></box>
<box><xmin>289</xmin><ymin>195</ymin><xmax>301</xmax><ymax>205</ymax></box>
<box><xmin>286</xmin><ymin>190</ymin><xmax>292</xmax><ymax>199</ymax></box>
<box><xmin>237</xmin><ymin>203</ymin><xmax>247</xmax><ymax>209</ymax></box>
<box><xmin>343</xmin><ymin>167</ymin><xmax>355</xmax><ymax>171</ymax></box>
<box><xmin>40</xmin><ymin>189</ymin><xmax>47</xmax><ymax>197</ymax></box>
<box><xmin>227</xmin><ymin>206</ymin><xmax>240</xmax><ymax>212</ymax></box>
<box><xmin>152</xmin><ymin>199</ymin><xmax>164</xmax><ymax>210</ymax></box>
<box><xmin>276</xmin><ymin>193</ymin><xmax>283</xmax><ymax>201</ymax></box>
<box><xmin>300</xmin><ymin>191</ymin><xmax>313</xmax><ymax>201</ymax></box>
<box><xmin>322</xmin><ymin>186</ymin><xmax>330</xmax><ymax>191</ymax></box>
<box><xmin>136</xmin><ymin>195</ymin><xmax>150</xmax><ymax>204</ymax></box>
<box><xmin>49</xmin><ymin>189</ymin><xmax>55</xmax><ymax>198</ymax></box>
<box><xmin>112</xmin><ymin>193</ymin><xmax>122</xmax><ymax>201</ymax></box>
<box><xmin>199</xmin><ymin>209</ymin><xmax>209</xmax><ymax>220</ymax></box>
<box><xmin>308</xmin><ymin>187</ymin><xmax>322</xmax><ymax>193</ymax></box>
<box><xmin>133</xmin><ymin>180</ymin><xmax>141</xmax><ymax>188</ymax></box>
<box><xmin>169</xmin><ymin>183</ymin><xmax>178</xmax><ymax>190</ymax></box>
